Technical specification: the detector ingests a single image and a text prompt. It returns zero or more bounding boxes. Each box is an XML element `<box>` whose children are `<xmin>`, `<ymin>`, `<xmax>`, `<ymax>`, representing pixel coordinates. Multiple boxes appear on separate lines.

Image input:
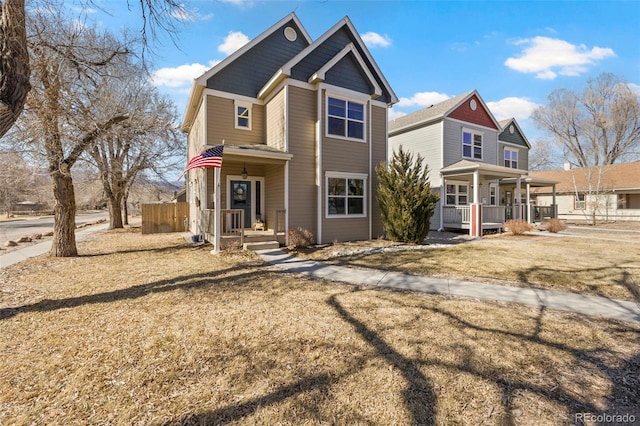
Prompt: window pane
<box><xmin>347</xmin><ymin>102</ymin><xmax>364</xmax><ymax>121</ymax></box>
<box><xmin>474</xmin><ymin>134</ymin><xmax>482</xmax><ymax>146</ymax></box>
<box><xmin>446</xmin><ymin>195</ymin><xmax>456</xmax><ymax>205</ymax></box>
<box><xmin>446</xmin><ymin>184</ymin><xmax>456</xmax><ymax>194</ymax></box>
<box><xmin>348</xmin><ymin>179</ymin><xmax>363</xmax><ymax>195</ymax></box>
<box><xmin>505</xmin><ymin>150</ymin><xmax>511</xmax><ymax>160</ymax></box>
<box><xmin>474</xmin><ymin>147</ymin><xmax>482</xmax><ymax>159</ymax></box>
<box><xmin>328</xmin><ymin>117</ymin><xmax>345</xmax><ymax>136</ymax></box>
<box><xmin>328</xmin><ymin>197</ymin><xmax>345</xmax><ymax>214</ymax></box>
<box><xmin>463</xmin><ymin>145</ymin><xmax>471</xmax><ymax>157</ymax></box>
<box><xmin>463</xmin><ymin>132</ymin><xmax>472</xmax><ymax>144</ymax></box>
<box><xmin>459</xmin><ymin>196</ymin><xmax>468</xmax><ymax>205</ymax></box>
<box><xmin>328</xmin><ymin>97</ymin><xmax>345</xmax><ymax>117</ymax></box>
<box><xmin>237</xmin><ymin>106</ymin><xmax>249</xmax><ymax>117</ymax></box>
<box><xmin>348</xmin><ymin>198</ymin><xmax>364</xmax><ymax>214</ymax></box>
<box><xmin>237</xmin><ymin>117</ymin><xmax>249</xmax><ymax>128</ymax></box>
<box><xmin>347</xmin><ymin>121</ymin><xmax>363</xmax><ymax>139</ymax></box>
<box><xmin>458</xmin><ymin>185</ymin><xmax>467</xmax><ymax>194</ymax></box>
<box><xmin>328</xmin><ymin>178</ymin><xmax>345</xmax><ymax>195</ymax></box>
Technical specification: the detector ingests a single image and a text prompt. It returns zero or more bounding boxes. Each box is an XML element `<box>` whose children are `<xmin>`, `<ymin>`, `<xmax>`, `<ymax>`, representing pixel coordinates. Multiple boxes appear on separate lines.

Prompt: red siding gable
<box><xmin>447</xmin><ymin>94</ymin><xmax>498</xmax><ymax>130</ymax></box>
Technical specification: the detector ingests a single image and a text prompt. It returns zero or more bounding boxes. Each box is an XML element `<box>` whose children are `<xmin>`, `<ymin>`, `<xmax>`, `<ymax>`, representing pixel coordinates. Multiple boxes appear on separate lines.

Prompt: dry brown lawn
<box><xmin>300</xmin><ymin>230</ymin><xmax>640</xmax><ymax>302</ymax></box>
<box><xmin>1</xmin><ymin>227</ymin><xmax>639</xmax><ymax>425</ymax></box>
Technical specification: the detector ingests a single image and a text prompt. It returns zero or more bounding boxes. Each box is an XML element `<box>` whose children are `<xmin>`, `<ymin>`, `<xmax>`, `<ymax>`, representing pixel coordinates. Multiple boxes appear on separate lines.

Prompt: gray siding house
<box><xmin>181</xmin><ymin>13</ymin><xmax>397</xmax><ymax>250</ymax></box>
<box><xmin>389</xmin><ymin>90</ymin><xmax>555</xmax><ymax>236</ymax></box>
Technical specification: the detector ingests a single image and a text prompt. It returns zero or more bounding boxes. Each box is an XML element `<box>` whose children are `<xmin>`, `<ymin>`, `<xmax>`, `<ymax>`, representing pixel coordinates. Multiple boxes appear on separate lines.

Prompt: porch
<box><xmin>442</xmin><ymin>204</ymin><xmax>559</xmax><ymax>231</ymax></box>
<box><xmin>201</xmin><ymin>208</ymin><xmax>287</xmax><ymax>249</ymax></box>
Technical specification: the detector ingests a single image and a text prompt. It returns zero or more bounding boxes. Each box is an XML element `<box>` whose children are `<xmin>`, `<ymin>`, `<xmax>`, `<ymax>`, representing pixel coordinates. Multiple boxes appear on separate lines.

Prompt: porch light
<box><xmin>241</xmin><ymin>163</ymin><xmax>248</xmax><ymax>180</ymax></box>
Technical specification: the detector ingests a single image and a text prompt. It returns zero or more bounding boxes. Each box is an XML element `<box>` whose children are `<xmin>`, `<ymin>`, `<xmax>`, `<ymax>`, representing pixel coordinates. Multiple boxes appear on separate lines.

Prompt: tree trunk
<box><xmin>123</xmin><ymin>196</ymin><xmax>129</xmax><ymax>225</ymax></box>
<box><xmin>50</xmin><ymin>170</ymin><xmax>77</xmax><ymax>257</ymax></box>
<box><xmin>108</xmin><ymin>191</ymin><xmax>124</xmax><ymax>229</ymax></box>
<box><xmin>0</xmin><ymin>0</ymin><xmax>31</xmax><ymax>138</ymax></box>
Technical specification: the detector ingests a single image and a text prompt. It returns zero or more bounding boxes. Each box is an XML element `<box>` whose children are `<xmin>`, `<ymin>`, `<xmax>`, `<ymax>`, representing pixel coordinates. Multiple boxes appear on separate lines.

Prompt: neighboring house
<box><xmin>181</xmin><ymin>13</ymin><xmax>397</xmax><ymax>250</ymax></box>
<box><xmin>389</xmin><ymin>90</ymin><xmax>556</xmax><ymax>236</ymax></box>
<box><xmin>530</xmin><ymin>161</ymin><xmax>640</xmax><ymax>222</ymax></box>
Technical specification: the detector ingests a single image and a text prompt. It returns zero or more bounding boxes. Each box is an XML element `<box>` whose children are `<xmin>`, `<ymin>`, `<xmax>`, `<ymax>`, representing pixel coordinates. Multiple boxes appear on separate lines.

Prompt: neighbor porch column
<box><xmin>515</xmin><ymin>176</ymin><xmax>522</xmax><ymax>220</ymax></box>
<box><xmin>552</xmin><ymin>184</ymin><xmax>557</xmax><ymax>218</ymax></box>
<box><xmin>439</xmin><ymin>174</ymin><xmax>445</xmax><ymax>231</ymax></box>
<box><xmin>470</xmin><ymin>170</ymin><xmax>482</xmax><ymax>237</ymax></box>
<box><xmin>526</xmin><ymin>182</ymin><xmax>532</xmax><ymax>223</ymax></box>
<box><xmin>211</xmin><ymin>167</ymin><xmax>221</xmax><ymax>254</ymax></box>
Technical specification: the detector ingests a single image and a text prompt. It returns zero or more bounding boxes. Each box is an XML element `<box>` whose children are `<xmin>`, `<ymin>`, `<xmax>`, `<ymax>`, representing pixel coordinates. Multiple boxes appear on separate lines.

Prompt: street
<box><xmin>0</xmin><ymin>211</ymin><xmax>109</xmax><ymax>245</ymax></box>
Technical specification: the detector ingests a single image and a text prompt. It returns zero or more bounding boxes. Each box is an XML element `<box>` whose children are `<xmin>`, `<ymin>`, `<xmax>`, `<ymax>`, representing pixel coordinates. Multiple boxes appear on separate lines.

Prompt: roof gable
<box><xmin>447</xmin><ymin>93</ymin><xmax>500</xmax><ymax>130</ymax></box>
<box><xmin>498</xmin><ymin>118</ymin><xmax>531</xmax><ymax>149</ymax></box>
<box><xmin>259</xmin><ymin>17</ymin><xmax>397</xmax><ymax>103</ymax></box>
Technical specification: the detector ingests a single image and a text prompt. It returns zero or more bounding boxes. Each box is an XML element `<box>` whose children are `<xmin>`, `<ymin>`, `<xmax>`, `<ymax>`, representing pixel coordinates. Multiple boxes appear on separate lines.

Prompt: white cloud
<box><xmin>396</xmin><ymin>91</ymin><xmax>451</xmax><ymax>108</ymax></box>
<box><xmin>150</xmin><ymin>61</ymin><xmax>220</xmax><ymax>88</ymax></box>
<box><xmin>171</xmin><ymin>4</ymin><xmax>213</xmax><ymax>22</ymax></box>
<box><xmin>218</xmin><ymin>31</ymin><xmax>250</xmax><ymax>56</ymax></box>
<box><xmin>218</xmin><ymin>0</ymin><xmax>254</xmax><ymax>8</ymax></box>
<box><xmin>361</xmin><ymin>32</ymin><xmax>392</xmax><ymax>48</ymax></box>
<box><xmin>388</xmin><ymin>109</ymin><xmax>407</xmax><ymax>121</ymax></box>
<box><xmin>628</xmin><ymin>83</ymin><xmax>640</xmax><ymax>96</ymax></box>
<box><xmin>486</xmin><ymin>97</ymin><xmax>540</xmax><ymax>121</ymax></box>
<box><xmin>505</xmin><ymin>36</ymin><xmax>615</xmax><ymax>79</ymax></box>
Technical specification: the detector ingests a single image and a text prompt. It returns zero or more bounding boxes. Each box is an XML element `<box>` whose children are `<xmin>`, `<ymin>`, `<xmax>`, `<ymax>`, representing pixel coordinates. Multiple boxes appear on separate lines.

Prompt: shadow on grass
<box><xmin>327</xmin><ymin>292</ymin><xmax>437</xmax><ymax>425</ymax></box>
<box><xmin>376</xmin><ymin>294</ymin><xmax>640</xmax><ymax>424</ymax></box>
<box><xmin>0</xmin><ymin>264</ymin><xmax>266</xmax><ymax>321</ymax></box>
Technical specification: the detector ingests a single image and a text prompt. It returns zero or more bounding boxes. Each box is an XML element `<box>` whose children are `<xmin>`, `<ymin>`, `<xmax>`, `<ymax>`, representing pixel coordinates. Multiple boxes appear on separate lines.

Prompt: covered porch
<box><xmin>439</xmin><ymin>161</ymin><xmax>550</xmax><ymax>237</ymax></box>
<box><xmin>190</xmin><ymin>143</ymin><xmax>292</xmax><ymax>252</ymax></box>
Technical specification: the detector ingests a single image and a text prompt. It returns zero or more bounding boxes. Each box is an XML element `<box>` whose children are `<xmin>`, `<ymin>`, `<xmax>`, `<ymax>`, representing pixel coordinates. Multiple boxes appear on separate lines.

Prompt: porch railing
<box><xmin>482</xmin><ymin>206</ymin><xmax>505</xmax><ymax>223</ymax></box>
<box><xmin>531</xmin><ymin>205</ymin><xmax>557</xmax><ymax>221</ymax></box>
<box><xmin>442</xmin><ymin>205</ymin><xmax>470</xmax><ymax>225</ymax></box>
<box><xmin>202</xmin><ymin>209</ymin><xmax>244</xmax><ymax>246</ymax></box>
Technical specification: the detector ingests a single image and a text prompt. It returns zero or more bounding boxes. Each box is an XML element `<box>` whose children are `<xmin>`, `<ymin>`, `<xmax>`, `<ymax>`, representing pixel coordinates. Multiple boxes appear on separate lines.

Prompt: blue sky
<box><xmin>90</xmin><ymin>0</ymin><xmax>640</xmax><ymax>146</ymax></box>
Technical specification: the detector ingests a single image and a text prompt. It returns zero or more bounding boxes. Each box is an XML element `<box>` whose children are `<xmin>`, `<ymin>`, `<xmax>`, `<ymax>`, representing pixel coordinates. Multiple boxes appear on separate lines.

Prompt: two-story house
<box><xmin>181</xmin><ymin>13</ymin><xmax>397</xmax><ymax>251</ymax></box>
<box><xmin>389</xmin><ymin>90</ymin><xmax>556</xmax><ymax>236</ymax></box>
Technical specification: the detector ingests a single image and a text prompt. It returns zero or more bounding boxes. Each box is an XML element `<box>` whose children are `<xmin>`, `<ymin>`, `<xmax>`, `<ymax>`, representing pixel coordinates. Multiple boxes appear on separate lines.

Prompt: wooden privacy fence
<box><xmin>142</xmin><ymin>202</ymin><xmax>190</xmax><ymax>234</ymax></box>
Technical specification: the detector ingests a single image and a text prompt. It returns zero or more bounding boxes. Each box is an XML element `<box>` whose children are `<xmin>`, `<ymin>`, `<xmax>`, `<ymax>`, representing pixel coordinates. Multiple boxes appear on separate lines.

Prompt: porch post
<box><xmin>212</xmin><ymin>167</ymin><xmax>221</xmax><ymax>254</ymax></box>
<box><xmin>515</xmin><ymin>177</ymin><xmax>522</xmax><ymax>220</ymax></box>
<box><xmin>470</xmin><ymin>170</ymin><xmax>482</xmax><ymax>237</ymax></box>
<box><xmin>439</xmin><ymin>173</ymin><xmax>445</xmax><ymax>231</ymax></box>
<box><xmin>552</xmin><ymin>184</ymin><xmax>557</xmax><ymax>218</ymax></box>
<box><xmin>526</xmin><ymin>182</ymin><xmax>531</xmax><ymax>223</ymax></box>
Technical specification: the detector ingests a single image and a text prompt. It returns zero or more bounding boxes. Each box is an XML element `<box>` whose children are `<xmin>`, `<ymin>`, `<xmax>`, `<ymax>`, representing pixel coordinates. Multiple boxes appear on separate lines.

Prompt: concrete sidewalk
<box><xmin>0</xmin><ymin>223</ymin><xmax>110</xmax><ymax>268</ymax></box>
<box><xmin>257</xmin><ymin>249</ymin><xmax>640</xmax><ymax>324</ymax></box>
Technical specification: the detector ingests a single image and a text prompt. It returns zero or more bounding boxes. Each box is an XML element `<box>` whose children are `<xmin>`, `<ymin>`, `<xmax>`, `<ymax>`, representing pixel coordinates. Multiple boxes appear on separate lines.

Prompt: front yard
<box><xmin>1</xmin><ymin>227</ymin><xmax>639</xmax><ymax>424</ymax></box>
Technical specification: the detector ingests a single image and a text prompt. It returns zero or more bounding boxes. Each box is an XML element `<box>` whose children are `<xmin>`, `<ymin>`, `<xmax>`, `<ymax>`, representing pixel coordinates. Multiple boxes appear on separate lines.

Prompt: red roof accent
<box><xmin>448</xmin><ymin>94</ymin><xmax>498</xmax><ymax>130</ymax></box>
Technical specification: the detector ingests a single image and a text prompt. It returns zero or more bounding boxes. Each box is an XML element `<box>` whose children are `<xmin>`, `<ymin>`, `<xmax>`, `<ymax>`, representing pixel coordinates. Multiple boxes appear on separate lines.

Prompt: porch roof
<box><xmin>501</xmin><ymin>176</ymin><xmax>559</xmax><ymax>187</ymax></box>
<box><xmin>204</xmin><ymin>143</ymin><xmax>293</xmax><ymax>164</ymax></box>
<box><xmin>441</xmin><ymin>160</ymin><xmax>528</xmax><ymax>180</ymax></box>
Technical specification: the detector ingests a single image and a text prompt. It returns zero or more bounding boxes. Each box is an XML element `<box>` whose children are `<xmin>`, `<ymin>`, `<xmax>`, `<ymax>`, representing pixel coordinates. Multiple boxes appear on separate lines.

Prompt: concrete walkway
<box><xmin>257</xmin><ymin>249</ymin><xmax>640</xmax><ymax>324</ymax></box>
<box><xmin>0</xmin><ymin>223</ymin><xmax>110</xmax><ymax>268</ymax></box>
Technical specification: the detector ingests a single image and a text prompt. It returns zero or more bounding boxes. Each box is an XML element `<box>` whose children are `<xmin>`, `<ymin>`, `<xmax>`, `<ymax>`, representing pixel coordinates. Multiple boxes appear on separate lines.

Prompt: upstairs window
<box><xmin>327</xmin><ymin>96</ymin><xmax>365</xmax><ymax>140</ymax></box>
<box><xmin>504</xmin><ymin>148</ymin><xmax>518</xmax><ymax>169</ymax></box>
<box><xmin>234</xmin><ymin>101</ymin><xmax>251</xmax><ymax>130</ymax></box>
<box><xmin>463</xmin><ymin>130</ymin><xmax>482</xmax><ymax>160</ymax></box>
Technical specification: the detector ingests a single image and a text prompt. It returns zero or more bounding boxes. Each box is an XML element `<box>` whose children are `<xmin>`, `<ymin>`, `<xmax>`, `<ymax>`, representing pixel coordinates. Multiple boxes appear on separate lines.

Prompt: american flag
<box><xmin>178</xmin><ymin>145</ymin><xmax>224</xmax><ymax>179</ymax></box>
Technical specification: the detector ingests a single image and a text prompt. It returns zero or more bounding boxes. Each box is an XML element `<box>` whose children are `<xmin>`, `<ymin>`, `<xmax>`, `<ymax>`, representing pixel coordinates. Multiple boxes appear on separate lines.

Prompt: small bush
<box><xmin>288</xmin><ymin>227</ymin><xmax>315</xmax><ymax>249</ymax></box>
<box><xmin>545</xmin><ymin>218</ymin><xmax>567</xmax><ymax>233</ymax></box>
<box><xmin>504</xmin><ymin>219</ymin><xmax>535</xmax><ymax>235</ymax></box>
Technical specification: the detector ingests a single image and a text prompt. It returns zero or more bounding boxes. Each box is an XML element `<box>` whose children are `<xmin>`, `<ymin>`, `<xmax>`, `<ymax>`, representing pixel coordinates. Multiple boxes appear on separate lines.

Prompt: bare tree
<box><xmin>86</xmin><ymin>65</ymin><xmax>182</xmax><ymax>229</ymax></box>
<box><xmin>528</xmin><ymin>139</ymin><xmax>562</xmax><ymax>171</ymax></box>
<box><xmin>0</xmin><ymin>0</ymin><xmax>185</xmax><ymax>139</ymax></box>
<box><xmin>0</xmin><ymin>151</ymin><xmax>35</xmax><ymax>217</ymax></box>
<box><xmin>533</xmin><ymin>73</ymin><xmax>640</xmax><ymax>168</ymax></box>
<box><xmin>20</xmin><ymin>8</ymin><xmax>132</xmax><ymax>256</ymax></box>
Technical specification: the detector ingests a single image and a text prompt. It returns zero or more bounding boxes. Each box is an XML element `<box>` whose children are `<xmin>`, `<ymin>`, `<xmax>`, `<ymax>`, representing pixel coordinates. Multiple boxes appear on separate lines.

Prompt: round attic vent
<box><xmin>284</xmin><ymin>27</ymin><xmax>297</xmax><ymax>42</ymax></box>
<box><xmin>509</xmin><ymin>124</ymin><xmax>515</xmax><ymax>134</ymax></box>
<box><xmin>469</xmin><ymin>99</ymin><xmax>477</xmax><ymax>111</ymax></box>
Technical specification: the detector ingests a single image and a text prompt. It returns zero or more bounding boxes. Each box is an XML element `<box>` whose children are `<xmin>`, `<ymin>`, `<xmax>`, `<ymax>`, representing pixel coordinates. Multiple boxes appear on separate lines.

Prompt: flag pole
<box><xmin>212</xmin><ymin>140</ymin><xmax>224</xmax><ymax>254</ymax></box>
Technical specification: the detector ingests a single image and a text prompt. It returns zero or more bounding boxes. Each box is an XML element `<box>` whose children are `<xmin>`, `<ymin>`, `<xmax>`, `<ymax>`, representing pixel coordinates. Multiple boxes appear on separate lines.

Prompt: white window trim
<box><xmin>462</xmin><ymin>128</ymin><xmax>483</xmax><ymax>160</ymax></box>
<box><xmin>445</xmin><ymin>181</ymin><xmax>470</xmax><ymax>206</ymax></box>
<box><xmin>325</xmin><ymin>92</ymin><xmax>367</xmax><ymax>143</ymax></box>
<box><xmin>505</xmin><ymin>147</ymin><xmax>519</xmax><ymax>169</ymax></box>
<box><xmin>325</xmin><ymin>171</ymin><xmax>368</xmax><ymax>218</ymax></box>
<box><xmin>234</xmin><ymin>100</ymin><xmax>252</xmax><ymax>131</ymax></box>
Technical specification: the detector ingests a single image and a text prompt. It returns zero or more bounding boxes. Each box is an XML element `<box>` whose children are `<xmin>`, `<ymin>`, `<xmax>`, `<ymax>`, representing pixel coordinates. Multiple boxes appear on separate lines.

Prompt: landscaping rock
<box><xmin>5</xmin><ymin>240</ymin><xmax>18</xmax><ymax>247</ymax></box>
<box><xmin>43</xmin><ymin>231</ymin><xmax>54</xmax><ymax>237</ymax></box>
<box><xmin>17</xmin><ymin>236</ymin><xmax>32</xmax><ymax>243</ymax></box>
<box><xmin>31</xmin><ymin>233</ymin><xmax>43</xmax><ymax>240</ymax></box>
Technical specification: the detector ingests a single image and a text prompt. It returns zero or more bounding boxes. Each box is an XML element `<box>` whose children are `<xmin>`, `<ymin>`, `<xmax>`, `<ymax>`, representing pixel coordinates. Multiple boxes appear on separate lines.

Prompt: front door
<box><xmin>230</xmin><ymin>180</ymin><xmax>251</xmax><ymax>228</ymax></box>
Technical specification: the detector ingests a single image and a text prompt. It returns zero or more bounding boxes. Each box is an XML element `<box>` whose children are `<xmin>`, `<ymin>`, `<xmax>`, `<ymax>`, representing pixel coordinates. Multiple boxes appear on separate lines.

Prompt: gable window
<box><xmin>462</xmin><ymin>130</ymin><xmax>482</xmax><ymax>160</ymax></box>
<box><xmin>326</xmin><ymin>172</ymin><xmax>367</xmax><ymax>217</ymax></box>
<box><xmin>327</xmin><ymin>96</ymin><xmax>365</xmax><ymax>140</ymax></box>
<box><xmin>575</xmin><ymin>193</ymin><xmax>586</xmax><ymax>210</ymax></box>
<box><xmin>504</xmin><ymin>148</ymin><xmax>518</xmax><ymax>169</ymax></box>
<box><xmin>445</xmin><ymin>183</ymin><xmax>469</xmax><ymax>205</ymax></box>
<box><xmin>234</xmin><ymin>101</ymin><xmax>251</xmax><ymax>130</ymax></box>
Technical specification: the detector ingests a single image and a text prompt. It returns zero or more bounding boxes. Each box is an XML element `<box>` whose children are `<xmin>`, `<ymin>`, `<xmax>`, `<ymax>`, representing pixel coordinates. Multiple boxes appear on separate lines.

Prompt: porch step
<box><xmin>243</xmin><ymin>241</ymin><xmax>280</xmax><ymax>251</ymax></box>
